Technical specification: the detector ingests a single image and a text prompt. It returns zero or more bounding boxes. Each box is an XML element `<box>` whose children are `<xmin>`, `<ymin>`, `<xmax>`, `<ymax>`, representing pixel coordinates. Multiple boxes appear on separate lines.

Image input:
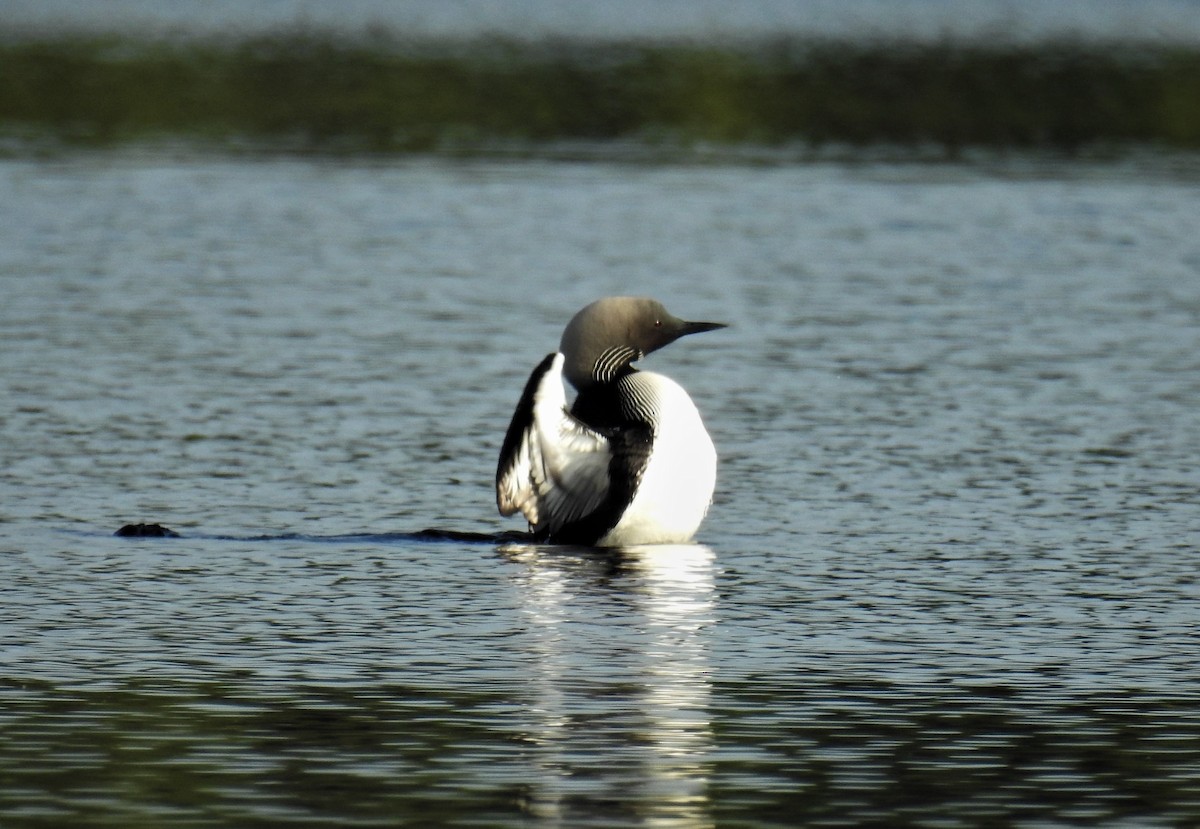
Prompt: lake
<box><xmin>5</xmin><ymin>0</ymin><xmax>1200</xmax><ymax>44</ymax></box>
<box><xmin>1</xmin><ymin>152</ymin><xmax>1199</xmax><ymax>826</ymax></box>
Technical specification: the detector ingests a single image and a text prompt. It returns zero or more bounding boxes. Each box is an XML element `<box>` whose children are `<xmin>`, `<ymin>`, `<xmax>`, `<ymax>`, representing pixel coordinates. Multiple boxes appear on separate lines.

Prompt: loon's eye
<box><xmin>653</xmin><ymin>319</ymin><xmax>662</xmax><ymax>328</ymax></box>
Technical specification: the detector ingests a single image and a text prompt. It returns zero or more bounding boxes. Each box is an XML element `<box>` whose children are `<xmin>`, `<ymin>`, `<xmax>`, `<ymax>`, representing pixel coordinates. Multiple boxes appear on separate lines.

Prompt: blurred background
<box><xmin>3</xmin><ymin>0</ymin><xmax>1200</xmax><ymax>156</ymax></box>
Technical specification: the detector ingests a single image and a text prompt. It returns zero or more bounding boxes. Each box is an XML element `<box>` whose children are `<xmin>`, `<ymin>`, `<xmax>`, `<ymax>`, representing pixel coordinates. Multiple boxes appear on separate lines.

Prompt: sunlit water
<box><xmin>2</xmin><ymin>154</ymin><xmax>1199</xmax><ymax>826</ymax></box>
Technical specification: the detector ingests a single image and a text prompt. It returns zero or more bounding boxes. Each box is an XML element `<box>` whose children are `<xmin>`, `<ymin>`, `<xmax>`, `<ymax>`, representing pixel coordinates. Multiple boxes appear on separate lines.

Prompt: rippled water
<box><xmin>2</xmin><ymin>153</ymin><xmax>1199</xmax><ymax>826</ymax></box>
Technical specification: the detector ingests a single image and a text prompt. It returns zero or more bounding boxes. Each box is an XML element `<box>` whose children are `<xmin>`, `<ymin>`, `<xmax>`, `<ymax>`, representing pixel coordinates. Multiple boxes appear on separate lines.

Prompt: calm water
<box><xmin>5</xmin><ymin>0</ymin><xmax>1200</xmax><ymax>44</ymax></box>
<box><xmin>2</xmin><ymin>153</ymin><xmax>1199</xmax><ymax>827</ymax></box>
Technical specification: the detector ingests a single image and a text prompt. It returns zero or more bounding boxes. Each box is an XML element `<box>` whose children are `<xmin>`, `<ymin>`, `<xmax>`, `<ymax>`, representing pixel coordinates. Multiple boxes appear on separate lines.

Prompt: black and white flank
<box><xmin>496</xmin><ymin>297</ymin><xmax>725</xmax><ymax>546</ymax></box>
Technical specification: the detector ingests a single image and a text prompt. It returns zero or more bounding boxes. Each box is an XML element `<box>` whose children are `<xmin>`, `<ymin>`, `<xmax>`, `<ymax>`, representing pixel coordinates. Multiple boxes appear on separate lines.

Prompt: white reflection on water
<box><xmin>501</xmin><ymin>543</ymin><xmax>716</xmax><ymax>828</ymax></box>
<box><xmin>627</xmin><ymin>544</ymin><xmax>716</xmax><ymax>829</ymax></box>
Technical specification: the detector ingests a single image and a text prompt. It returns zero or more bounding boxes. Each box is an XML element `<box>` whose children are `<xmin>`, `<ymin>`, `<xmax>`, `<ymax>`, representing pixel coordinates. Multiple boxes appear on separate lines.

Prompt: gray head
<box><xmin>558</xmin><ymin>297</ymin><xmax>726</xmax><ymax>390</ymax></box>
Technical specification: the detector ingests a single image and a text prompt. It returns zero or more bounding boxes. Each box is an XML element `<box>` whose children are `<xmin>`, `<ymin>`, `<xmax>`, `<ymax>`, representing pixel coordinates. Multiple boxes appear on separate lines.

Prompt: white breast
<box><xmin>598</xmin><ymin>372</ymin><xmax>717</xmax><ymax>546</ymax></box>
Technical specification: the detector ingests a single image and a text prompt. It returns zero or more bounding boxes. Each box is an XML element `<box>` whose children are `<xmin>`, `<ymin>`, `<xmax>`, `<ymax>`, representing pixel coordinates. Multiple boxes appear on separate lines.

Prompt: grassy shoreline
<box><xmin>2</xmin><ymin>34</ymin><xmax>1199</xmax><ymax>155</ymax></box>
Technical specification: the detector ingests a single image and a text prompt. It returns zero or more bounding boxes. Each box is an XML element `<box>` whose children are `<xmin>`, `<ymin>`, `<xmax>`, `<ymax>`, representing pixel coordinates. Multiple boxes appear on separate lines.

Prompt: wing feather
<box><xmin>496</xmin><ymin>353</ymin><xmax>612</xmax><ymax>536</ymax></box>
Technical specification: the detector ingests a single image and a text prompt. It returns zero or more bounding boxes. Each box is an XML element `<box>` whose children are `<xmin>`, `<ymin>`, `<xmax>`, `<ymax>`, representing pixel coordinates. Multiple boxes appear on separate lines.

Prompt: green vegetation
<box><xmin>2</xmin><ymin>33</ymin><xmax>1199</xmax><ymax>154</ymax></box>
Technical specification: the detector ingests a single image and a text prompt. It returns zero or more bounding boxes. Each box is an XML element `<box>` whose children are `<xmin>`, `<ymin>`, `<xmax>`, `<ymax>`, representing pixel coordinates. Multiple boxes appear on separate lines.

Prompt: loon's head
<box><xmin>559</xmin><ymin>296</ymin><xmax>726</xmax><ymax>390</ymax></box>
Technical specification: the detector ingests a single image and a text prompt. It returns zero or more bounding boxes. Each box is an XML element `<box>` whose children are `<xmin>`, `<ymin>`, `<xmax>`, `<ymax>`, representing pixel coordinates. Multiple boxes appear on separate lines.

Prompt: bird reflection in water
<box><xmin>499</xmin><ymin>542</ymin><xmax>716</xmax><ymax>827</ymax></box>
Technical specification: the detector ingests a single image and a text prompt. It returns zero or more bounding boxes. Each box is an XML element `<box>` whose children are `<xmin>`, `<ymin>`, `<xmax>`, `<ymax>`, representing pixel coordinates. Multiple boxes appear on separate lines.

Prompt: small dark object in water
<box><xmin>415</xmin><ymin>528</ymin><xmax>532</xmax><ymax>543</ymax></box>
<box><xmin>115</xmin><ymin>523</ymin><xmax>181</xmax><ymax>538</ymax></box>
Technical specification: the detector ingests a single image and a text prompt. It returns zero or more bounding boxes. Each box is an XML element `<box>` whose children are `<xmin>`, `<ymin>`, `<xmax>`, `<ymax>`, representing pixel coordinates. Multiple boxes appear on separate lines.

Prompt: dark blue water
<box><xmin>2</xmin><ymin>154</ymin><xmax>1199</xmax><ymax>826</ymax></box>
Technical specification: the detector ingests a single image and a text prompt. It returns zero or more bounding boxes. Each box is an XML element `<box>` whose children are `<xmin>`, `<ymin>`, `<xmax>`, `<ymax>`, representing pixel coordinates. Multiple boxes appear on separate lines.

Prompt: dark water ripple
<box><xmin>2</xmin><ymin>156</ymin><xmax>1199</xmax><ymax>826</ymax></box>
<box><xmin>4</xmin><ymin>674</ymin><xmax>1199</xmax><ymax>827</ymax></box>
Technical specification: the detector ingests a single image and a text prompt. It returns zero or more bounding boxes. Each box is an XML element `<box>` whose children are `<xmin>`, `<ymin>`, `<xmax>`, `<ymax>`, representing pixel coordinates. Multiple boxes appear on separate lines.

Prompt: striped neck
<box><xmin>592</xmin><ymin>345</ymin><xmax>642</xmax><ymax>384</ymax></box>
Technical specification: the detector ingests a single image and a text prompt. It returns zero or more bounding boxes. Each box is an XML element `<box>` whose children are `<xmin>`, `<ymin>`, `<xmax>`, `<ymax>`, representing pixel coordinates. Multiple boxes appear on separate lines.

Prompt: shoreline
<box><xmin>3</xmin><ymin>34</ymin><xmax>1199</xmax><ymax>155</ymax></box>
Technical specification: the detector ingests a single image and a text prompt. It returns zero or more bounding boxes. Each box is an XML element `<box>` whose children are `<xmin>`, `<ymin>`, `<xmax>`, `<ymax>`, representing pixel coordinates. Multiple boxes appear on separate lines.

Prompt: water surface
<box><xmin>2</xmin><ymin>155</ymin><xmax>1199</xmax><ymax>826</ymax></box>
<box><xmin>5</xmin><ymin>0</ymin><xmax>1200</xmax><ymax>43</ymax></box>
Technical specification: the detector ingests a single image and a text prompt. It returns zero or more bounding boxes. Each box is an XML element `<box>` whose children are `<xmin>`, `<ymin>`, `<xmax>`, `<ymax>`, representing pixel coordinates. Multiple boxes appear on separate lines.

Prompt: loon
<box><xmin>496</xmin><ymin>297</ymin><xmax>725</xmax><ymax>546</ymax></box>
